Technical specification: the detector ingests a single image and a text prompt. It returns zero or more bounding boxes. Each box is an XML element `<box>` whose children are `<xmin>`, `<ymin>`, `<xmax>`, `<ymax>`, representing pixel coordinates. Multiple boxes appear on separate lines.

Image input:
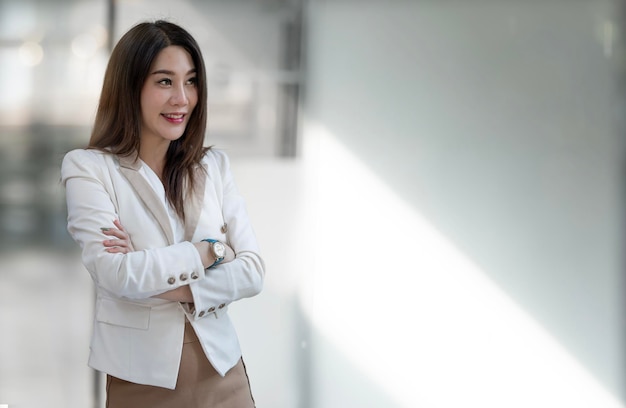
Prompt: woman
<box><xmin>61</xmin><ymin>20</ymin><xmax>264</xmax><ymax>407</ymax></box>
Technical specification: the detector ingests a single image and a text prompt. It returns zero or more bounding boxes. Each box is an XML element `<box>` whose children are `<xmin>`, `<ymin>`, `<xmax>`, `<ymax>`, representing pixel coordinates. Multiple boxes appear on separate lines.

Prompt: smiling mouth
<box><xmin>162</xmin><ymin>113</ymin><xmax>185</xmax><ymax>119</ymax></box>
<box><xmin>162</xmin><ymin>113</ymin><xmax>186</xmax><ymax>124</ymax></box>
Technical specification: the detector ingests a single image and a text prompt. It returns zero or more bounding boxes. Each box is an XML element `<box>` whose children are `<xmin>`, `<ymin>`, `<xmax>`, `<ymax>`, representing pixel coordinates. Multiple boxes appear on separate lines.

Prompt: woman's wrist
<box><xmin>193</xmin><ymin>241</ymin><xmax>213</xmax><ymax>268</ymax></box>
<box><xmin>202</xmin><ymin>239</ymin><xmax>226</xmax><ymax>268</ymax></box>
<box><xmin>193</xmin><ymin>239</ymin><xmax>234</xmax><ymax>268</ymax></box>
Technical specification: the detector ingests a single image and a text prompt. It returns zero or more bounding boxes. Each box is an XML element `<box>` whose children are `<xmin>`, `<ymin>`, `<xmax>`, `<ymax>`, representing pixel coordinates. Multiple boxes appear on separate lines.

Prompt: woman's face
<box><xmin>140</xmin><ymin>45</ymin><xmax>198</xmax><ymax>148</ymax></box>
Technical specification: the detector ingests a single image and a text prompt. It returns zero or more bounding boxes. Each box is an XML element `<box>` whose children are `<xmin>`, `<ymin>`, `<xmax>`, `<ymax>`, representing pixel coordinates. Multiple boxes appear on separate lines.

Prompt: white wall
<box><xmin>301</xmin><ymin>1</ymin><xmax>625</xmax><ymax>406</ymax></box>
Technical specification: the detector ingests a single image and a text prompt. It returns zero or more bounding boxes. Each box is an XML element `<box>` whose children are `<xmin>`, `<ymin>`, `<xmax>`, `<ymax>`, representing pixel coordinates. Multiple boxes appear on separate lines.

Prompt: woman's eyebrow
<box><xmin>150</xmin><ymin>68</ymin><xmax>197</xmax><ymax>75</ymax></box>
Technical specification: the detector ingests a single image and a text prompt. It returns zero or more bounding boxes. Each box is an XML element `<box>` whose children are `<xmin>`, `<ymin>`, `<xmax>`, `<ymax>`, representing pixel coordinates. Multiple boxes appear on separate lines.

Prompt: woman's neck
<box><xmin>139</xmin><ymin>142</ymin><xmax>170</xmax><ymax>181</ymax></box>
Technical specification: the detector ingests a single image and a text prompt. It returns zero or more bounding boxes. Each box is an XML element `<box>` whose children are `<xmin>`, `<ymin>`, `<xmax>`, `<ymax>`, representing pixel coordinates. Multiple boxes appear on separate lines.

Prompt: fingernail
<box><xmin>101</xmin><ymin>227</ymin><xmax>110</xmax><ymax>231</ymax></box>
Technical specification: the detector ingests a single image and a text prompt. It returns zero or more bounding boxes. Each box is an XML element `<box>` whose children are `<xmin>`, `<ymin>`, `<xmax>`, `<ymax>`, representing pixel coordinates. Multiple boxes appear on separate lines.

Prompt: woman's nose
<box><xmin>170</xmin><ymin>84</ymin><xmax>189</xmax><ymax>106</ymax></box>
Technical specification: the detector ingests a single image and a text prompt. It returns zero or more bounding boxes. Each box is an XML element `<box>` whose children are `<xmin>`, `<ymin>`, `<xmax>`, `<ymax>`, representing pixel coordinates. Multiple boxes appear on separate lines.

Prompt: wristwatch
<box><xmin>202</xmin><ymin>238</ymin><xmax>226</xmax><ymax>268</ymax></box>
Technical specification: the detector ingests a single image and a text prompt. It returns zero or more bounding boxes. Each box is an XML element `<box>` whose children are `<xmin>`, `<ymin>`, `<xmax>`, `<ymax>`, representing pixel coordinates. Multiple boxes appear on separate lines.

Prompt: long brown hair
<box><xmin>89</xmin><ymin>20</ymin><xmax>209</xmax><ymax>221</ymax></box>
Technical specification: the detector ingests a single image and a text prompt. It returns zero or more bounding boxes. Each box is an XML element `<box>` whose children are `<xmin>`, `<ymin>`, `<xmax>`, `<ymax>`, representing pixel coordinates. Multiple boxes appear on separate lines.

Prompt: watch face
<box><xmin>213</xmin><ymin>241</ymin><xmax>226</xmax><ymax>257</ymax></box>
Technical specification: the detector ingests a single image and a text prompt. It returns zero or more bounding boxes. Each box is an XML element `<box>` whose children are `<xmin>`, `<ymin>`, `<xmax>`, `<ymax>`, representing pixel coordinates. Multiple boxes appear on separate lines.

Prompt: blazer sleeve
<box><xmin>61</xmin><ymin>149</ymin><xmax>207</xmax><ymax>299</ymax></box>
<box><xmin>185</xmin><ymin>150</ymin><xmax>265</xmax><ymax>320</ymax></box>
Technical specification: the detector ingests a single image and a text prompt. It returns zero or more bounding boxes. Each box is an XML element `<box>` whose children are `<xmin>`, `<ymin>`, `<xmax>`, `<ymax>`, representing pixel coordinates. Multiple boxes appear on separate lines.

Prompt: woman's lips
<box><xmin>162</xmin><ymin>113</ymin><xmax>185</xmax><ymax>124</ymax></box>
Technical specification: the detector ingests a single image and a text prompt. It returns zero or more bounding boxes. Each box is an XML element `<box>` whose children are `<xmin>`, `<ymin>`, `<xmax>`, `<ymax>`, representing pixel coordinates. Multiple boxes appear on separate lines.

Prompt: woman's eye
<box><xmin>158</xmin><ymin>78</ymin><xmax>172</xmax><ymax>86</ymax></box>
<box><xmin>186</xmin><ymin>77</ymin><xmax>197</xmax><ymax>85</ymax></box>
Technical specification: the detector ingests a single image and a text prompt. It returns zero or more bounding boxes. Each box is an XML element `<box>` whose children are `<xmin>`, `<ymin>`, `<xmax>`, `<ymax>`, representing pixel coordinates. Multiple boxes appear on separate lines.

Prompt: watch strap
<box><xmin>202</xmin><ymin>238</ymin><xmax>225</xmax><ymax>268</ymax></box>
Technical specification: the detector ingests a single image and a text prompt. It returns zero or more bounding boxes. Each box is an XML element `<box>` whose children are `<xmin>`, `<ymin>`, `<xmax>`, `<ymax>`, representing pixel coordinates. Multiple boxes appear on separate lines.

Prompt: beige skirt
<box><xmin>105</xmin><ymin>321</ymin><xmax>255</xmax><ymax>408</ymax></box>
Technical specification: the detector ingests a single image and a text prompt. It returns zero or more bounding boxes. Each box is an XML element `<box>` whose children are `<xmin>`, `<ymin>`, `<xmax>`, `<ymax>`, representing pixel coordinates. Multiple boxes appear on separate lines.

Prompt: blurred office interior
<box><xmin>0</xmin><ymin>0</ymin><xmax>625</xmax><ymax>407</ymax></box>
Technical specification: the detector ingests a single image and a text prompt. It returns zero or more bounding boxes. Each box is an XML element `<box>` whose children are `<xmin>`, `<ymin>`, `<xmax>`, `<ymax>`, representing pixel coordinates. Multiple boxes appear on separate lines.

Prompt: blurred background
<box><xmin>0</xmin><ymin>0</ymin><xmax>625</xmax><ymax>407</ymax></box>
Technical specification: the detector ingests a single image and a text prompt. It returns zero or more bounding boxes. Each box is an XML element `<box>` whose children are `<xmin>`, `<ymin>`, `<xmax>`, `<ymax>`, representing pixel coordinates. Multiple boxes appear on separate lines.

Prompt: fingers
<box><xmin>102</xmin><ymin>228</ymin><xmax>120</xmax><ymax>238</ymax></box>
<box><xmin>101</xmin><ymin>223</ymin><xmax>128</xmax><ymax>240</ymax></box>
<box><xmin>101</xmin><ymin>220</ymin><xmax>134</xmax><ymax>253</ymax></box>
<box><xmin>103</xmin><ymin>235</ymin><xmax>132</xmax><ymax>253</ymax></box>
<box><xmin>103</xmin><ymin>238</ymin><xmax>129</xmax><ymax>248</ymax></box>
<box><xmin>223</xmin><ymin>244</ymin><xmax>236</xmax><ymax>263</ymax></box>
<box><xmin>113</xmin><ymin>219</ymin><xmax>126</xmax><ymax>232</ymax></box>
<box><xmin>105</xmin><ymin>246</ymin><xmax>130</xmax><ymax>254</ymax></box>
<box><xmin>102</xmin><ymin>229</ymin><xmax>127</xmax><ymax>240</ymax></box>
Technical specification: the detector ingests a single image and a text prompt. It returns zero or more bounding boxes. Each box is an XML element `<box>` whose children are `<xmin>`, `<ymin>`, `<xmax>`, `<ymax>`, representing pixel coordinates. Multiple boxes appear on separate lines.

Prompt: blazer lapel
<box><xmin>118</xmin><ymin>154</ymin><xmax>175</xmax><ymax>245</ymax></box>
<box><xmin>183</xmin><ymin>163</ymin><xmax>207</xmax><ymax>242</ymax></box>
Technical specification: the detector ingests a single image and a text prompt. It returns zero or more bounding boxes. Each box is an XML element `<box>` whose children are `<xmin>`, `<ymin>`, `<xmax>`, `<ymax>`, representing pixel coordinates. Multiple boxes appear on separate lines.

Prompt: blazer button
<box><xmin>180</xmin><ymin>273</ymin><xmax>188</xmax><ymax>281</ymax></box>
<box><xmin>208</xmin><ymin>307</ymin><xmax>215</xmax><ymax>313</ymax></box>
<box><xmin>218</xmin><ymin>303</ymin><xmax>226</xmax><ymax>309</ymax></box>
<box><xmin>191</xmin><ymin>272</ymin><xmax>199</xmax><ymax>280</ymax></box>
<box><xmin>198</xmin><ymin>311</ymin><xmax>205</xmax><ymax>317</ymax></box>
<box><xmin>167</xmin><ymin>277</ymin><xmax>176</xmax><ymax>285</ymax></box>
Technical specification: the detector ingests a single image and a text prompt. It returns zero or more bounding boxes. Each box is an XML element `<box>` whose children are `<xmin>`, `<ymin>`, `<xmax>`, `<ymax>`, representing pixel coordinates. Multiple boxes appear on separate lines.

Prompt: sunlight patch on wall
<box><xmin>301</xmin><ymin>120</ymin><xmax>624</xmax><ymax>408</ymax></box>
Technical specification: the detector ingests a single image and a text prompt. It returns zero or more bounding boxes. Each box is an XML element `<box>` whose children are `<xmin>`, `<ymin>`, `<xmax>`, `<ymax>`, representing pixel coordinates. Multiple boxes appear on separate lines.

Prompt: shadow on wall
<box><xmin>303</xmin><ymin>1</ymin><xmax>625</xmax><ymax>403</ymax></box>
<box><xmin>299</xmin><ymin>122</ymin><xmax>625</xmax><ymax>408</ymax></box>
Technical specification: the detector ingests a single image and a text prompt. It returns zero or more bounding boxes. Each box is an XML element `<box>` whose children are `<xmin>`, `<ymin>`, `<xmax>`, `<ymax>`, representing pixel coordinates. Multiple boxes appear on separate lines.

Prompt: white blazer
<box><xmin>61</xmin><ymin>148</ymin><xmax>265</xmax><ymax>389</ymax></box>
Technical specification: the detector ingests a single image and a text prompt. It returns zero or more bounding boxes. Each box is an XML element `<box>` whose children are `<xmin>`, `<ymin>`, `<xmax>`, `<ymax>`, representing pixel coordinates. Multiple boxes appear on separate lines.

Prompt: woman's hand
<box><xmin>100</xmin><ymin>220</ymin><xmax>196</xmax><ymax>302</ymax></box>
<box><xmin>223</xmin><ymin>243</ymin><xmax>236</xmax><ymax>264</ymax></box>
<box><xmin>101</xmin><ymin>219</ymin><xmax>135</xmax><ymax>254</ymax></box>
